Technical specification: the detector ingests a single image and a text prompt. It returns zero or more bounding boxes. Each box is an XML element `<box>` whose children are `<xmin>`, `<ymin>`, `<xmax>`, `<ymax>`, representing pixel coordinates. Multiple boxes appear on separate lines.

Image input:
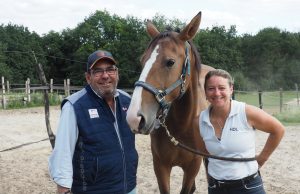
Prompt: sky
<box><xmin>0</xmin><ymin>0</ymin><xmax>299</xmax><ymax>36</ymax></box>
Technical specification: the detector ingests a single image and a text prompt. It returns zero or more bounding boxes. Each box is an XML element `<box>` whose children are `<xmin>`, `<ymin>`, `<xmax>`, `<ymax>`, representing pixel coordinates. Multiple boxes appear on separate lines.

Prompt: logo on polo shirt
<box><xmin>230</xmin><ymin>127</ymin><xmax>238</xmax><ymax>131</ymax></box>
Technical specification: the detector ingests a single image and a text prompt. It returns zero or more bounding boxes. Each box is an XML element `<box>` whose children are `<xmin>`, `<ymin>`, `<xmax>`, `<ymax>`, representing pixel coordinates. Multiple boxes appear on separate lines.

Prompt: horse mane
<box><xmin>142</xmin><ymin>29</ymin><xmax>202</xmax><ymax>72</ymax></box>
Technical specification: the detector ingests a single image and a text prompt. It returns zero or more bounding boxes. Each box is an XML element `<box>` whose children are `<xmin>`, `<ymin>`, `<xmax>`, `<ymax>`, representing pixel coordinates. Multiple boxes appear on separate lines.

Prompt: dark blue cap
<box><xmin>87</xmin><ymin>50</ymin><xmax>117</xmax><ymax>71</ymax></box>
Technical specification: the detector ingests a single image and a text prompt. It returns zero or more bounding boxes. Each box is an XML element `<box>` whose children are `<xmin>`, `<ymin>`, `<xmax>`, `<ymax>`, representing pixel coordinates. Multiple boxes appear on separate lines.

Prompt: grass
<box><xmin>273</xmin><ymin>109</ymin><xmax>300</xmax><ymax>125</ymax></box>
<box><xmin>235</xmin><ymin>90</ymin><xmax>300</xmax><ymax>125</ymax></box>
<box><xmin>2</xmin><ymin>92</ymin><xmax>62</xmax><ymax>109</ymax></box>
<box><xmin>234</xmin><ymin>90</ymin><xmax>298</xmax><ymax>114</ymax></box>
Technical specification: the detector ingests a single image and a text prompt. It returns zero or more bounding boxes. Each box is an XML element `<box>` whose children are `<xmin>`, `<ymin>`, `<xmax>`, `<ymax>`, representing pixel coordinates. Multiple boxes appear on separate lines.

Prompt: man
<box><xmin>49</xmin><ymin>50</ymin><xmax>138</xmax><ymax>194</ymax></box>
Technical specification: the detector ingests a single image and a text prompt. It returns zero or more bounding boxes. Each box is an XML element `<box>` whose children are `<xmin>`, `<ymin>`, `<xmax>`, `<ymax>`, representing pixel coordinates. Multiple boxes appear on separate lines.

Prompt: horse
<box><xmin>126</xmin><ymin>12</ymin><xmax>214</xmax><ymax>194</ymax></box>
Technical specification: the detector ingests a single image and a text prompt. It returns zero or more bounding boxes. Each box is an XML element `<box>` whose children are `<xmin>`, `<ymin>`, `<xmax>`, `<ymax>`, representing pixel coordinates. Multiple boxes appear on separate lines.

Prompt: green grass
<box><xmin>273</xmin><ymin>109</ymin><xmax>300</xmax><ymax>125</ymax></box>
<box><xmin>234</xmin><ymin>90</ymin><xmax>298</xmax><ymax>114</ymax></box>
<box><xmin>234</xmin><ymin>90</ymin><xmax>300</xmax><ymax>124</ymax></box>
<box><xmin>3</xmin><ymin>92</ymin><xmax>62</xmax><ymax>109</ymax></box>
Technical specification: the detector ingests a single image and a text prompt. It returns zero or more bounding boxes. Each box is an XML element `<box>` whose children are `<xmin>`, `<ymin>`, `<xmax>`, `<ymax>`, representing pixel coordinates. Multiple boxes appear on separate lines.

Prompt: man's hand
<box><xmin>57</xmin><ymin>185</ymin><xmax>71</xmax><ymax>194</ymax></box>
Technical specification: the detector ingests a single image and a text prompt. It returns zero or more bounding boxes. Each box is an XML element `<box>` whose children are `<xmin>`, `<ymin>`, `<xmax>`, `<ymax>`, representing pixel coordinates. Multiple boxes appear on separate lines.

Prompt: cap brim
<box><xmin>89</xmin><ymin>57</ymin><xmax>117</xmax><ymax>69</ymax></box>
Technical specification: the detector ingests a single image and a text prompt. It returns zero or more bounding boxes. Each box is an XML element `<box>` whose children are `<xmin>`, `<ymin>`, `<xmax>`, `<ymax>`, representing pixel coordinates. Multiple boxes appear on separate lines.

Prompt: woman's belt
<box><xmin>208</xmin><ymin>172</ymin><xmax>260</xmax><ymax>188</ymax></box>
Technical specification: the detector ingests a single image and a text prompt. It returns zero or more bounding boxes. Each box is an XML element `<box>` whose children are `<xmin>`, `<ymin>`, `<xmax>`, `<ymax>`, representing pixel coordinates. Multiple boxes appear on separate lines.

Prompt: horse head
<box><xmin>126</xmin><ymin>12</ymin><xmax>202</xmax><ymax>135</ymax></box>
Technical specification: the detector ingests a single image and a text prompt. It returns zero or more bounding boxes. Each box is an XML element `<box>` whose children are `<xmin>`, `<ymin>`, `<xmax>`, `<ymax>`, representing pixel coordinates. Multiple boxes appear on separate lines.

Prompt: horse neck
<box><xmin>166</xmin><ymin>66</ymin><xmax>199</xmax><ymax>130</ymax></box>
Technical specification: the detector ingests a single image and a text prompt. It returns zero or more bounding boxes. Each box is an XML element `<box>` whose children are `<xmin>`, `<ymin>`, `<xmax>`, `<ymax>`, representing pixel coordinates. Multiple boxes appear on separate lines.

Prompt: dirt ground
<box><xmin>0</xmin><ymin>106</ymin><xmax>299</xmax><ymax>194</ymax></box>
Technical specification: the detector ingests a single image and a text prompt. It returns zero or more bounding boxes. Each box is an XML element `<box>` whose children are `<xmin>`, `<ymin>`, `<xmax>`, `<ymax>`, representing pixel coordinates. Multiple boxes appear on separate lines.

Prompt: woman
<box><xmin>199</xmin><ymin>69</ymin><xmax>285</xmax><ymax>194</ymax></box>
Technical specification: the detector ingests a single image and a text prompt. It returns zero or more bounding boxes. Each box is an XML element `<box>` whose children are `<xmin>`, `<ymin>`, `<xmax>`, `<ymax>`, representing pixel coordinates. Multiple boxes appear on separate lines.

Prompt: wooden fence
<box><xmin>1</xmin><ymin>76</ymin><xmax>299</xmax><ymax>114</ymax></box>
<box><xmin>0</xmin><ymin>76</ymin><xmax>134</xmax><ymax>109</ymax></box>
<box><xmin>0</xmin><ymin>77</ymin><xmax>80</xmax><ymax>109</ymax></box>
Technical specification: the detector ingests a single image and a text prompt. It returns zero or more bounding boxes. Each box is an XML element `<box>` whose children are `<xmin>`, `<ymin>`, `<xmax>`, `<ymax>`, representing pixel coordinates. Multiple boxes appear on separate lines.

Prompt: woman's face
<box><xmin>205</xmin><ymin>75</ymin><xmax>233</xmax><ymax>108</ymax></box>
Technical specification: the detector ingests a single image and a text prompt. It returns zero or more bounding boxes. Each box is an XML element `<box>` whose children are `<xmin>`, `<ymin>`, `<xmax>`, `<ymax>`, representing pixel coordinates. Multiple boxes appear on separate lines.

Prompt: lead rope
<box><xmin>159</xmin><ymin>119</ymin><xmax>256</xmax><ymax>162</ymax></box>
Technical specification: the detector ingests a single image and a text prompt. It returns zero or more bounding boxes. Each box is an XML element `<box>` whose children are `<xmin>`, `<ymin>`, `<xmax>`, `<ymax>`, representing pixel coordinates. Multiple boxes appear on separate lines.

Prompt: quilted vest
<box><xmin>62</xmin><ymin>85</ymin><xmax>138</xmax><ymax>194</ymax></box>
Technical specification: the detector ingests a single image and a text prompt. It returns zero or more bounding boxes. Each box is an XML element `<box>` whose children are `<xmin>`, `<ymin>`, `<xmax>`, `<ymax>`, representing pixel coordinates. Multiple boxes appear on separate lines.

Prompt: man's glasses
<box><xmin>91</xmin><ymin>67</ymin><xmax>118</xmax><ymax>77</ymax></box>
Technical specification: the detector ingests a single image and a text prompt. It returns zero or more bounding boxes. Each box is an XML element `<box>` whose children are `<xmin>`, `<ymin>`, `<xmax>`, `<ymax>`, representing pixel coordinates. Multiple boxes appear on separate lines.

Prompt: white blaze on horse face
<box><xmin>126</xmin><ymin>45</ymin><xmax>160</xmax><ymax>132</ymax></box>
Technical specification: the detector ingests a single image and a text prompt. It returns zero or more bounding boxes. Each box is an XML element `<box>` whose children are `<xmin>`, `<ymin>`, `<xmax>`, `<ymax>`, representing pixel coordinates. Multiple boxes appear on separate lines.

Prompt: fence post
<box><xmin>24</xmin><ymin>79</ymin><xmax>28</xmax><ymax>105</ymax></box>
<box><xmin>1</xmin><ymin>76</ymin><xmax>6</xmax><ymax>109</ymax></box>
<box><xmin>1</xmin><ymin>76</ymin><xmax>5</xmax><ymax>94</ymax></box>
<box><xmin>27</xmin><ymin>78</ymin><xmax>31</xmax><ymax>102</ymax></box>
<box><xmin>296</xmin><ymin>83</ymin><xmax>299</xmax><ymax>106</ymax></box>
<box><xmin>64</xmin><ymin>79</ymin><xmax>67</xmax><ymax>96</ymax></box>
<box><xmin>50</xmin><ymin>79</ymin><xmax>53</xmax><ymax>93</ymax></box>
<box><xmin>6</xmin><ymin>80</ymin><xmax>10</xmax><ymax>94</ymax></box>
<box><xmin>67</xmin><ymin>78</ymin><xmax>70</xmax><ymax>96</ymax></box>
<box><xmin>279</xmin><ymin>88</ymin><xmax>283</xmax><ymax>113</ymax></box>
<box><xmin>258</xmin><ymin>90</ymin><xmax>263</xmax><ymax>109</ymax></box>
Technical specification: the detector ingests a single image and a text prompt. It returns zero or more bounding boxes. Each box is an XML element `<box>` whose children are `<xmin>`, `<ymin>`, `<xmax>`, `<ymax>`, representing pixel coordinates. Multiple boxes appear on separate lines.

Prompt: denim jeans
<box><xmin>208</xmin><ymin>173</ymin><xmax>266</xmax><ymax>194</ymax></box>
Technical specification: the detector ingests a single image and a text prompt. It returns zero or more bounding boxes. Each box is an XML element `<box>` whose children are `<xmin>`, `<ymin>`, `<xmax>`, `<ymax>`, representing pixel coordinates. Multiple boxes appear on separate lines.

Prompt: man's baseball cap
<box><xmin>87</xmin><ymin>50</ymin><xmax>117</xmax><ymax>71</ymax></box>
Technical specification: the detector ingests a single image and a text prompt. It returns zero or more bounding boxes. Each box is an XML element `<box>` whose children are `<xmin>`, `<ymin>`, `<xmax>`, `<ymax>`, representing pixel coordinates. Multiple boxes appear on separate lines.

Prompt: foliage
<box><xmin>195</xmin><ymin>25</ymin><xmax>244</xmax><ymax>72</ymax></box>
<box><xmin>240</xmin><ymin>28</ymin><xmax>300</xmax><ymax>90</ymax></box>
<box><xmin>0</xmin><ymin>24</ymin><xmax>46</xmax><ymax>84</ymax></box>
<box><xmin>0</xmin><ymin>11</ymin><xmax>299</xmax><ymax>90</ymax></box>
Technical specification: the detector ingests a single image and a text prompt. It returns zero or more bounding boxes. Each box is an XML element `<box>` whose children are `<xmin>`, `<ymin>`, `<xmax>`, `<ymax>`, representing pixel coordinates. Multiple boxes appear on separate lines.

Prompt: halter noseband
<box><xmin>134</xmin><ymin>42</ymin><xmax>191</xmax><ymax>121</ymax></box>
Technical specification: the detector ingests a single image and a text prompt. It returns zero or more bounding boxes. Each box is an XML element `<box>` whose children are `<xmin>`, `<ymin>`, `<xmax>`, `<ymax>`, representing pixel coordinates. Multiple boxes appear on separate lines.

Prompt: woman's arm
<box><xmin>246</xmin><ymin>104</ymin><xmax>285</xmax><ymax>167</ymax></box>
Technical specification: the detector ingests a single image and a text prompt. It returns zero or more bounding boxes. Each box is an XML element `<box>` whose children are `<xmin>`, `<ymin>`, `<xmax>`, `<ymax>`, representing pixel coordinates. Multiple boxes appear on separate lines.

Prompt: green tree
<box><xmin>0</xmin><ymin>24</ymin><xmax>45</xmax><ymax>83</ymax></box>
<box><xmin>194</xmin><ymin>25</ymin><xmax>244</xmax><ymax>72</ymax></box>
<box><xmin>42</xmin><ymin>31</ymin><xmax>66</xmax><ymax>83</ymax></box>
<box><xmin>0</xmin><ymin>43</ymin><xmax>12</xmax><ymax>80</ymax></box>
<box><xmin>240</xmin><ymin>28</ymin><xmax>300</xmax><ymax>90</ymax></box>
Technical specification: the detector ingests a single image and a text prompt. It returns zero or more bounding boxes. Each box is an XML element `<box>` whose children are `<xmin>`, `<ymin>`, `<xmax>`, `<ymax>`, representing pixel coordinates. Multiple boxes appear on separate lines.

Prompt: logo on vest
<box><xmin>122</xmin><ymin>107</ymin><xmax>128</xmax><ymax>112</ymax></box>
<box><xmin>88</xmin><ymin>109</ymin><xmax>99</xmax><ymax>118</ymax></box>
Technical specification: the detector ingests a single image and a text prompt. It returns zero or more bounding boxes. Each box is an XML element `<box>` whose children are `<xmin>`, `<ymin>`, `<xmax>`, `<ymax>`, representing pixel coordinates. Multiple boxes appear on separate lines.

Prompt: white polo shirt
<box><xmin>199</xmin><ymin>100</ymin><xmax>258</xmax><ymax>180</ymax></box>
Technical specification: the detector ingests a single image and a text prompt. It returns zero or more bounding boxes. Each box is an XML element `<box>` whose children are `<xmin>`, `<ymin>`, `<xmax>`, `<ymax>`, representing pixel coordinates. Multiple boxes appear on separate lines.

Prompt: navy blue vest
<box><xmin>62</xmin><ymin>85</ymin><xmax>138</xmax><ymax>194</ymax></box>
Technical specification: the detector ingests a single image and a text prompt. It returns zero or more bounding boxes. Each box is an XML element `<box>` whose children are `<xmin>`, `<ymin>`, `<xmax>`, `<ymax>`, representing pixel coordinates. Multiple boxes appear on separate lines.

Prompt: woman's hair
<box><xmin>204</xmin><ymin>69</ymin><xmax>234</xmax><ymax>89</ymax></box>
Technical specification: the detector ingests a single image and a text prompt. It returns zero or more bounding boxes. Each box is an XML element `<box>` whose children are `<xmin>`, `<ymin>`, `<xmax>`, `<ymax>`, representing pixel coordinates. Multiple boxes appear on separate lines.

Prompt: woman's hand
<box><xmin>256</xmin><ymin>154</ymin><xmax>268</xmax><ymax>169</ymax></box>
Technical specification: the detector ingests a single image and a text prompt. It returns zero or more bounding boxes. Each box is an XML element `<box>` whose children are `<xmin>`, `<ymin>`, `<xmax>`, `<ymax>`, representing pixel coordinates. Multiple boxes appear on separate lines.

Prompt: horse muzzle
<box><xmin>126</xmin><ymin>109</ymin><xmax>160</xmax><ymax>135</ymax></box>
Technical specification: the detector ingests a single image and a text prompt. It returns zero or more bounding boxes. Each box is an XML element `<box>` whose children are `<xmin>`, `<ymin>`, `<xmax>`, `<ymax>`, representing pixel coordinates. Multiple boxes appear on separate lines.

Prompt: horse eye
<box><xmin>166</xmin><ymin>59</ymin><xmax>175</xmax><ymax>68</ymax></box>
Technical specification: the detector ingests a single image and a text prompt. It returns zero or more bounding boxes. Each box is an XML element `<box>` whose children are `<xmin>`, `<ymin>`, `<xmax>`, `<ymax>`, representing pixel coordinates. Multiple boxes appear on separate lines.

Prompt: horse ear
<box><xmin>147</xmin><ymin>20</ymin><xmax>160</xmax><ymax>38</ymax></box>
<box><xmin>178</xmin><ymin>12</ymin><xmax>202</xmax><ymax>41</ymax></box>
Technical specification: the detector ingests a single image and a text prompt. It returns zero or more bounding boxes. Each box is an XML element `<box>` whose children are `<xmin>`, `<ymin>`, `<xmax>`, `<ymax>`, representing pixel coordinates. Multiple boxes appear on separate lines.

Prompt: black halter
<box><xmin>134</xmin><ymin>42</ymin><xmax>191</xmax><ymax>120</ymax></box>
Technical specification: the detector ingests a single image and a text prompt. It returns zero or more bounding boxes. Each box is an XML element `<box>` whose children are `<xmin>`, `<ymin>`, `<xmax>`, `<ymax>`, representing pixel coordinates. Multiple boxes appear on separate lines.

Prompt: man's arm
<box><xmin>48</xmin><ymin>101</ymin><xmax>78</xmax><ymax>190</ymax></box>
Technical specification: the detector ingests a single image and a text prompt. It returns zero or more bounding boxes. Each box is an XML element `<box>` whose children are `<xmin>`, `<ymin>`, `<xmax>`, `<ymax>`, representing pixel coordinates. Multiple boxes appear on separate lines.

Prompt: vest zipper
<box><xmin>111</xmin><ymin>101</ymin><xmax>127</xmax><ymax>193</ymax></box>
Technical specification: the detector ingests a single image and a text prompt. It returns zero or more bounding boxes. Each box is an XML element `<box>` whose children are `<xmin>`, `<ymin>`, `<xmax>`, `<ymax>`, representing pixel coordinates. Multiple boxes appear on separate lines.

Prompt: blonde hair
<box><xmin>204</xmin><ymin>69</ymin><xmax>234</xmax><ymax>89</ymax></box>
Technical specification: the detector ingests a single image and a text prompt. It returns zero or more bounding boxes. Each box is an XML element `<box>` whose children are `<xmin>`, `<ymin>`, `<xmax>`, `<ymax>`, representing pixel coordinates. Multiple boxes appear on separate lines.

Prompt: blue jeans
<box><xmin>208</xmin><ymin>173</ymin><xmax>266</xmax><ymax>194</ymax></box>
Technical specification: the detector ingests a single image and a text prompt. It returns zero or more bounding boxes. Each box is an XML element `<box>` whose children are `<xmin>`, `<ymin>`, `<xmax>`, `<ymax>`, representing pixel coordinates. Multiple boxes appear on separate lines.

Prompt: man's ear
<box><xmin>85</xmin><ymin>72</ymin><xmax>91</xmax><ymax>84</ymax></box>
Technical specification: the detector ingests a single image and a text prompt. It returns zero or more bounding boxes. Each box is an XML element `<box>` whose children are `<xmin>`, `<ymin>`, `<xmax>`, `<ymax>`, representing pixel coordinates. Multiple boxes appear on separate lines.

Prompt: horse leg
<box><xmin>180</xmin><ymin>158</ymin><xmax>202</xmax><ymax>194</ymax></box>
<box><xmin>153</xmin><ymin>160</ymin><xmax>172</xmax><ymax>194</ymax></box>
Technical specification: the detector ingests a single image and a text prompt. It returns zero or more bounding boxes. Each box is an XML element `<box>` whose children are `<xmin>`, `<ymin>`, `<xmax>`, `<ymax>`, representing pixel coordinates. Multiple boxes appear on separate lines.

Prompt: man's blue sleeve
<box><xmin>48</xmin><ymin>101</ymin><xmax>78</xmax><ymax>188</ymax></box>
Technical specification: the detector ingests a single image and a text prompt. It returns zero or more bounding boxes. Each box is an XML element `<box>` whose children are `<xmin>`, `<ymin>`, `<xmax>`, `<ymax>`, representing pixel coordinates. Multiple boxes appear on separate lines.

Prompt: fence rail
<box><xmin>1</xmin><ymin>76</ymin><xmax>299</xmax><ymax>114</ymax></box>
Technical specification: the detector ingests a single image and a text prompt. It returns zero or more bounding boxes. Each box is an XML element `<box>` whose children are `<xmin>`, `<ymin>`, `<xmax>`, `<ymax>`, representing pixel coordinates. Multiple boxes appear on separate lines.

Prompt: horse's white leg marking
<box><xmin>126</xmin><ymin>45</ymin><xmax>160</xmax><ymax>131</ymax></box>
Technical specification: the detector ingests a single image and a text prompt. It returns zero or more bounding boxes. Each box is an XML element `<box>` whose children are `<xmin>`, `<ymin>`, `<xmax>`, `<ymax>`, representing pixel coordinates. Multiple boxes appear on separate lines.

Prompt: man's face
<box><xmin>86</xmin><ymin>60</ymin><xmax>119</xmax><ymax>99</ymax></box>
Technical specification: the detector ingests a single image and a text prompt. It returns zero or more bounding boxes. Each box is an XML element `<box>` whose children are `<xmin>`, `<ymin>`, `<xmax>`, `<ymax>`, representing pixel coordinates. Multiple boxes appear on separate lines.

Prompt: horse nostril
<box><xmin>138</xmin><ymin>114</ymin><xmax>146</xmax><ymax>130</ymax></box>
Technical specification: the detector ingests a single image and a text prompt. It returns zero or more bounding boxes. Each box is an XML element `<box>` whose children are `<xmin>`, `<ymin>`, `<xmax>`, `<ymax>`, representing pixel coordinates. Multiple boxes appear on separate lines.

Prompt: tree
<box><xmin>194</xmin><ymin>25</ymin><xmax>244</xmax><ymax>72</ymax></box>
<box><xmin>240</xmin><ymin>28</ymin><xmax>300</xmax><ymax>90</ymax></box>
<box><xmin>0</xmin><ymin>43</ymin><xmax>12</xmax><ymax>80</ymax></box>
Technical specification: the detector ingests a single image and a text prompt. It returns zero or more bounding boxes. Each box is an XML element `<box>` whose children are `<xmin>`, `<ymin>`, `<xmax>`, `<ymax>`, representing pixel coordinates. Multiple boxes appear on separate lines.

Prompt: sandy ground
<box><xmin>0</xmin><ymin>106</ymin><xmax>299</xmax><ymax>194</ymax></box>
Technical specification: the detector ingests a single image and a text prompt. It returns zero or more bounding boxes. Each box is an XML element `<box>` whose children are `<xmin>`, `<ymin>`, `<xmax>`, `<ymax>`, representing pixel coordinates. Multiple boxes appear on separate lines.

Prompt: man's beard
<box><xmin>90</xmin><ymin>77</ymin><xmax>119</xmax><ymax>99</ymax></box>
<box><xmin>94</xmin><ymin>86</ymin><xmax>117</xmax><ymax>98</ymax></box>
<box><xmin>90</xmin><ymin>80</ymin><xmax>118</xmax><ymax>99</ymax></box>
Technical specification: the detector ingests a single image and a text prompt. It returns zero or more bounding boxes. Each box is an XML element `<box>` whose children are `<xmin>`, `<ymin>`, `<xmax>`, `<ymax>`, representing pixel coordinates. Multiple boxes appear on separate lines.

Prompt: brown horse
<box><xmin>126</xmin><ymin>12</ymin><xmax>214</xmax><ymax>194</ymax></box>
